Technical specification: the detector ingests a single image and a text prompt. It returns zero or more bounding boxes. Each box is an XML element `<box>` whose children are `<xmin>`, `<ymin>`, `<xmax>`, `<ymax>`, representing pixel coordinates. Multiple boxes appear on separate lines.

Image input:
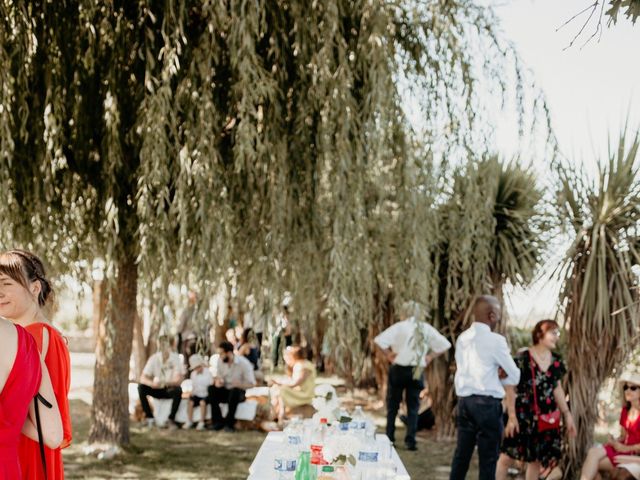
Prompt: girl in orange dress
<box><xmin>0</xmin><ymin>250</ymin><xmax>72</xmax><ymax>480</ymax></box>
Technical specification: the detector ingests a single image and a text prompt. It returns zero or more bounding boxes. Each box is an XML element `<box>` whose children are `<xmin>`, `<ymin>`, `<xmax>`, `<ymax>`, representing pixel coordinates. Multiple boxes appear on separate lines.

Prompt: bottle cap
<box><xmin>320</xmin><ymin>418</ymin><xmax>328</xmax><ymax>424</ymax></box>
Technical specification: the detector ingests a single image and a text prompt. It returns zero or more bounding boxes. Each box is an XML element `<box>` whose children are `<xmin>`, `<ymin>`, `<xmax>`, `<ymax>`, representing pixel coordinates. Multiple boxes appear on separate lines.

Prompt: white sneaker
<box><xmin>183</xmin><ymin>421</ymin><xmax>193</xmax><ymax>430</ymax></box>
<box><xmin>196</xmin><ymin>422</ymin><xmax>205</xmax><ymax>431</ymax></box>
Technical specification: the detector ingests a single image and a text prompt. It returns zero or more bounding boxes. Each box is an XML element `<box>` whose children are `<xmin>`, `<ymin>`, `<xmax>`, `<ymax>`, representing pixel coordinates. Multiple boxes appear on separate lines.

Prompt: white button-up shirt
<box><xmin>209</xmin><ymin>354</ymin><xmax>256</xmax><ymax>389</ymax></box>
<box><xmin>454</xmin><ymin>322</ymin><xmax>520</xmax><ymax>399</ymax></box>
<box><xmin>142</xmin><ymin>352</ymin><xmax>185</xmax><ymax>386</ymax></box>
<box><xmin>374</xmin><ymin>317</ymin><xmax>452</xmax><ymax>367</ymax></box>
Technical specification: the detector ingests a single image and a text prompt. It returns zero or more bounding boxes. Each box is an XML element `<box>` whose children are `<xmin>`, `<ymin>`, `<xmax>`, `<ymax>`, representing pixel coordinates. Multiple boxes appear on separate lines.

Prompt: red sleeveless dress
<box><xmin>0</xmin><ymin>325</ymin><xmax>42</xmax><ymax>479</ymax></box>
<box><xmin>19</xmin><ymin>323</ymin><xmax>72</xmax><ymax>480</ymax></box>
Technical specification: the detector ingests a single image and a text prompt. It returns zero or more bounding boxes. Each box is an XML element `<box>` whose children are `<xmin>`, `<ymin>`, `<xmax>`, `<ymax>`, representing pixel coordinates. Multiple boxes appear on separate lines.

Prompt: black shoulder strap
<box><xmin>34</xmin><ymin>393</ymin><xmax>53</xmax><ymax>479</ymax></box>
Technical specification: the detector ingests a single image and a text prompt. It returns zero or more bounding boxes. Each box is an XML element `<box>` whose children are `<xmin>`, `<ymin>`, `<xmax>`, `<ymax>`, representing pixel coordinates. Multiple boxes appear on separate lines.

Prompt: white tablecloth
<box><xmin>248</xmin><ymin>432</ymin><xmax>410</xmax><ymax>479</ymax></box>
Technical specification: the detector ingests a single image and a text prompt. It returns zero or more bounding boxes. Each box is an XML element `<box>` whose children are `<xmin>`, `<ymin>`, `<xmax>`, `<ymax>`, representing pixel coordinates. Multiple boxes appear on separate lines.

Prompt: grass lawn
<box><xmin>63</xmin><ymin>400</ymin><xmax>478</xmax><ymax>479</ymax></box>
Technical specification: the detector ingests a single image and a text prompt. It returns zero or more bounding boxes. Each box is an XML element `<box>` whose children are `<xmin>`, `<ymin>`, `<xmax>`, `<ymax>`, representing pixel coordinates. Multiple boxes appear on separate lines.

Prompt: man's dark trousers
<box><xmin>138</xmin><ymin>384</ymin><xmax>182</xmax><ymax>422</ymax></box>
<box><xmin>449</xmin><ymin>395</ymin><xmax>503</xmax><ymax>480</ymax></box>
<box><xmin>208</xmin><ymin>385</ymin><xmax>246</xmax><ymax>427</ymax></box>
<box><xmin>386</xmin><ymin>364</ymin><xmax>423</xmax><ymax>448</ymax></box>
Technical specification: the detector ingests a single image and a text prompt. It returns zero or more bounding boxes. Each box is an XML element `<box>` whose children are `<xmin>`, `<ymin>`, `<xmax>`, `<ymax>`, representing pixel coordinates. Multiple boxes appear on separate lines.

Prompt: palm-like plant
<box><xmin>555</xmin><ymin>130</ymin><xmax>640</xmax><ymax>477</ymax></box>
<box><xmin>427</xmin><ymin>155</ymin><xmax>548</xmax><ymax>437</ymax></box>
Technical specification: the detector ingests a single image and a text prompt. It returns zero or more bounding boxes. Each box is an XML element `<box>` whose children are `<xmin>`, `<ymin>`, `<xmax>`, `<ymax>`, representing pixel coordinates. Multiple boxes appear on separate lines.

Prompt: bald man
<box><xmin>449</xmin><ymin>295</ymin><xmax>520</xmax><ymax>480</ymax></box>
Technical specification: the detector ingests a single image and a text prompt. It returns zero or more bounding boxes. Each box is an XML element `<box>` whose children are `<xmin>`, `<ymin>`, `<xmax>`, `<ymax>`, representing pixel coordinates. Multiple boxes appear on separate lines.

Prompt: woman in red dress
<box><xmin>581</xmin><ymin>372</ymin><xmax>640</xmax><ymax>479</ymax></box>
<box><xmin>0</xmin><ymin>250</ymin><xmax>72</xmax><ymax>480</ymax></box>
<box><xmin>0</xmin><ymin>318</ymin><xmax>63</xmax><ymax>479</ymax></box>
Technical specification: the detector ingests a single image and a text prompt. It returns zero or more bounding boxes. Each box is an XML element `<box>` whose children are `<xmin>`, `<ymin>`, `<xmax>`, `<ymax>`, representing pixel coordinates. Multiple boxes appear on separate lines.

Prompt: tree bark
<box><xmin>92</xmin><ymin>278</ymin><xmax>106</xmax><ymax>349</ymax></box>
<box><xmin>132</xmin><ymin>311</ymin><xmax>146</xmax><ymax>381</ymax></box>
<box><xmin>426</xmin><ymin>351</ymin><xmax>458</xmax><ymax>439</ymax></box>
<box><xmin>89</xmin><ymin>250</ymin><xmax>137</xmax><ymax>445</ymax></box>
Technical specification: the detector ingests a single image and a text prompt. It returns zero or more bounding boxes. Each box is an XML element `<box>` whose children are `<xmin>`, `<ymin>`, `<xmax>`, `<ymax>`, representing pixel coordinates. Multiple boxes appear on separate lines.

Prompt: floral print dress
<box><xmin>501</xmin><ymin>350</ymin><xmax>566</xmax><ymax>468</ymax></box>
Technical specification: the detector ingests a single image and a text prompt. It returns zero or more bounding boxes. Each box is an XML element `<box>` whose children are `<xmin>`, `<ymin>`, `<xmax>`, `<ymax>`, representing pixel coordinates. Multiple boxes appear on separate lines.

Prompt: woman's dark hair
<box><xmin>241</xmin><ymin>328</ymin><xmax>254</xmax><ymax>344</ymax></box>
<box><xmin>0</xmin><ymin>249</ymin><xmax>54</xmax><ymax>307</ymax></box>
<box><xmin>531</xmin><ymin>319</ymin><xmax>559</xmax><ymax>345</ymax></box>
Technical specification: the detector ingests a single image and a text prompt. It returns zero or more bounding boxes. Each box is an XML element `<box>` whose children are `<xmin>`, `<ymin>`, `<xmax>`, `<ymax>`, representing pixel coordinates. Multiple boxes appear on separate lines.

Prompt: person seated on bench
<box><xmin>209</xmin><ymin>340</ymin><xmax>256</xmax><ymax>432</ymax></box>
<box><xmin>270</xmin><ymin>345</ymin><xmax>316</xmax><ymax>425</ymax></box>
<box><xmin>138</xmin><ymin>335</ymin><xmax>185</xmax><ymax>429</ymax></box>
<box><xmin>184</xmin><ymin>354</ymin><xmax>212</xmax><ymax>430</ymax></box>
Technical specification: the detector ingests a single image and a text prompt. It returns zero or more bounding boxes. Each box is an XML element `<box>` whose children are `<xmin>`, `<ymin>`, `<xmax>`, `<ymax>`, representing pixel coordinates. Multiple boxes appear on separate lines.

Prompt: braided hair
<box><xmin>0</xmin><ymin>249</ymin><xmax>54</xmax><ymax>307</ymax></box>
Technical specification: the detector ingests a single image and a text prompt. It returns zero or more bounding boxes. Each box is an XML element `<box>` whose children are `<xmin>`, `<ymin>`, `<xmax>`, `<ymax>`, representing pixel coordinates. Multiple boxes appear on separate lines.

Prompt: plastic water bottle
<box><xmin>275</xmin><ymin>444</ymin><xmax>298</xmax><ymax>479</ymax></box>
<box><xmin>337</xmin><ymin>408</ymin><xmax>350</xmax><ymax>433</ymax></box>
<box><xmin>310</xmin><ymin>418</ymin><xmax>329</xmax><ymax>467</ymax></box>
<box><xmin>350</xmin><ymin>406</ymin><xmax>367</xmax><ymax>436</ymax></box>
<box><xmin>295</xmin><ymin>450</ymin><xmax>317</xmax><ymax>480</ymax></box>
<box><xmin>356</xmin><ymin>431</ymin><xmax>380</xmax><ymax>480</ymax></box>
<box><xmin>285</xmin><ymin>419</ymin><xmax>304</xmax><ymax>452</ymax></box>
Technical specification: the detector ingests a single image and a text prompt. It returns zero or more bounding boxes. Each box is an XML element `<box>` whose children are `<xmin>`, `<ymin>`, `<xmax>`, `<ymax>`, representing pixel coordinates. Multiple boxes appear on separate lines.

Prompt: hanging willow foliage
<box><xmin>0</xmin><ymin>0</ymin><xmax>549</xmax><ymax>444</ymax></box>
<box><xmin>555</xmin><ymin>130</ymin><xmax>640</xmax><ymax>478</ymax></box>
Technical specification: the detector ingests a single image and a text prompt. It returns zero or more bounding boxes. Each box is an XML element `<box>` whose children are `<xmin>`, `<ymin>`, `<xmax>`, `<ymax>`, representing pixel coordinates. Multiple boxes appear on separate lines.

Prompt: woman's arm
<box><xmin>22</xmin><ymin>359</ymin><xmax>63</xmax><ymax>448</ymax></box>
<box><xmin>278</xmin><ymin>364</ymin><xmax>310</xmax><ymax>388</ymax></box>
<box><xmin>553</xmin><ymin>382</ymin><xmax>577</xmax><ymax>437</ymax></box>
<box><xmin>503</xmin><ymin>385</ymin><xmax>519</xmax><ymax>438</ymax></box>
<box><xmin>612</xmin><ymin>455</ymin><xmax>640</xmax><ymax>463</ymax></box>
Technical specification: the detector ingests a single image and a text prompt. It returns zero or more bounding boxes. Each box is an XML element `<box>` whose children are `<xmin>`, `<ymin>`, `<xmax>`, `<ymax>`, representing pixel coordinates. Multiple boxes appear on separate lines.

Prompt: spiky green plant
<box><xmin>555</xmin><ymin>130</ymin><xmax>640</xmax><ymax>477</ymax></box>
<box><xmin>427</xmin><ymin>155</ymin><xmax>548</xmax><ymax>437</ymax></box>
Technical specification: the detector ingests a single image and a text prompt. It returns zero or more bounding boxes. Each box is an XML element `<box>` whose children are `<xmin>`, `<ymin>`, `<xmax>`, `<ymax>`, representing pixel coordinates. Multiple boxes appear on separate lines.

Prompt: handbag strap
<box><xmin>528</xmin><ymin>351</ymin><xmax>541</xmax><ymax>416</ymax></box>
<box><xmin>34</xmin><ymin>393</ymin><xmax>53</xmax><ymax>479</ymax></box>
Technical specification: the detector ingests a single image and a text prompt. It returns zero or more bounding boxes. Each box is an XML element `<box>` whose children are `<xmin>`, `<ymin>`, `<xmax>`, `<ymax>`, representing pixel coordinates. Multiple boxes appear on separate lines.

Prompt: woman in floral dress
<box><xmin>496</xmin><ymin>320</ymin><xmax>577</xmax><ymax>480</ymax></box>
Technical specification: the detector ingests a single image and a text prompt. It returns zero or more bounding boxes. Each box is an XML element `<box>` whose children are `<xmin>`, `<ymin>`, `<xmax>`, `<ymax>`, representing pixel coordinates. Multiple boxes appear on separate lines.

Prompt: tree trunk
<box><xmin>132</xmin><ymin>311</ymin><xmax>146</xmax><ymax>381</ymax></box>
<box><xmin>427</xmin><ymin>302</ymin><xmax>470</xmax><ymax>439</ymax></box>
<box><xmin>369</xmin><ymin>293</ymin><xmax>394</xmax><ymax>395</ymax></box>
<box><xmin>91</xmin><ymin>278</ymin><xmax>106</xmax><ymax>349</ymax></box>
<box><xmin>426</xmin><ymin>352</ymin><xmax>458</xmax><ymax>439</ymax></box>
<box><xmin>89</xmin><ymin>251</ymin><xmax>137</xmax><ymax>445</ymax></box>
<box><xmin>562</xmin><ymin>366</ymin><xmax>602</xmax><ymax>479</ymax></box>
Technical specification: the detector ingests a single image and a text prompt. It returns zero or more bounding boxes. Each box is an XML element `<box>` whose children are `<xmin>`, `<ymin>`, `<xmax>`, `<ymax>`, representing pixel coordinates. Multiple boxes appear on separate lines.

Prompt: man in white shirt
<box><xmin>138</xmin><ymin>335</ymin><xmax>185</xmax><ymax>429</ymax></box>
<box><xmin>449</xmin><ymin>295</ymin><xmax>520</xmax><ymax>480</ymax></box>
<box><xmin>208</xmin><ymin>340</ymin><xmax>256</xmax><ymax>432</ymax></box>
<box><xmin>374</xmin><ymin>301</ymin><xmax>452</xmax><ymax>451</ymax></box>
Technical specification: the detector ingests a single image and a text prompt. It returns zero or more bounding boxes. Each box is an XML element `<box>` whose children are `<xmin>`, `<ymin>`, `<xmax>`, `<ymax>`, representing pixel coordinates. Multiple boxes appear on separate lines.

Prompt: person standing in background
<box><xmin>177</xmin><ymin>290</ymin><xmax>197</xmax><ymax>355</ymax></box>
<box><xmin>272</xmin><ymin>303</ymin><xmax>293</xmax><ymax>368</ymax></box>
<box><xmin>449</xmin><ymin>295</ymin><xmax>520</xmax><ymax>480</ymax></box>
<box><xmin>374</xmin><ymin>300</ymin><xmax>452</xmax><ymax>452</ymax></box>
<box><xmin>497</xmin><ymin>319</ymin><xmax>576</xmax><ymax>480</ymax></box>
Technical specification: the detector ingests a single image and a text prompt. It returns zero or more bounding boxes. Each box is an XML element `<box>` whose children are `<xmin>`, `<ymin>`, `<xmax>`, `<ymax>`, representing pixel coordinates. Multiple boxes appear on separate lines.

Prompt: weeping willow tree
<box><xmin>555</xmin><ymin>130</ymin><xmax>640</xmax><ymax>477</ymax></box>
<box><xmin>0</xmin><ymin>0</ymin><xmax>549</xmax><ymax>445</ymax></box>
<box><xmin>426</xmin><ymin>155</ymin><xmax>549</xmax><ymax>437</ymax></box>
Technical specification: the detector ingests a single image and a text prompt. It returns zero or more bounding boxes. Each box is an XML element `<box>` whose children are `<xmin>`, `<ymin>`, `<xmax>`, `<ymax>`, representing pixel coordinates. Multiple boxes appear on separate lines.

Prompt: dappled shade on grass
<box><xmin>63</xmin><ymin>400</ymin><xmax>478</xmax><ymax>479</ymax></box>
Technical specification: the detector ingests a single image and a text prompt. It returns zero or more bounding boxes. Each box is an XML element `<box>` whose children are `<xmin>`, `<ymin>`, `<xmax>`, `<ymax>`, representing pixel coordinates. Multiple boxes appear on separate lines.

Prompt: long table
<box><xmin>248</xmin><ymin>431</ymin><xmax>411</xmax><ymax>479</ymax></box>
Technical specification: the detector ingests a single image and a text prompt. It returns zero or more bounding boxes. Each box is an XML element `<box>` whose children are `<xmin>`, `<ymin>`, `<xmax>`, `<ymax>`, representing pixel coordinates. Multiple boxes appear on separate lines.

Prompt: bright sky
<box><xmin>494</xmin><ymin>0</ymin><xmax>640</xmax><ymax>326</ymax></box>
<box><xmin>495</xmin><ymin>0</ymin><xmax>640</xmax><ymax>165</ymax></box>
